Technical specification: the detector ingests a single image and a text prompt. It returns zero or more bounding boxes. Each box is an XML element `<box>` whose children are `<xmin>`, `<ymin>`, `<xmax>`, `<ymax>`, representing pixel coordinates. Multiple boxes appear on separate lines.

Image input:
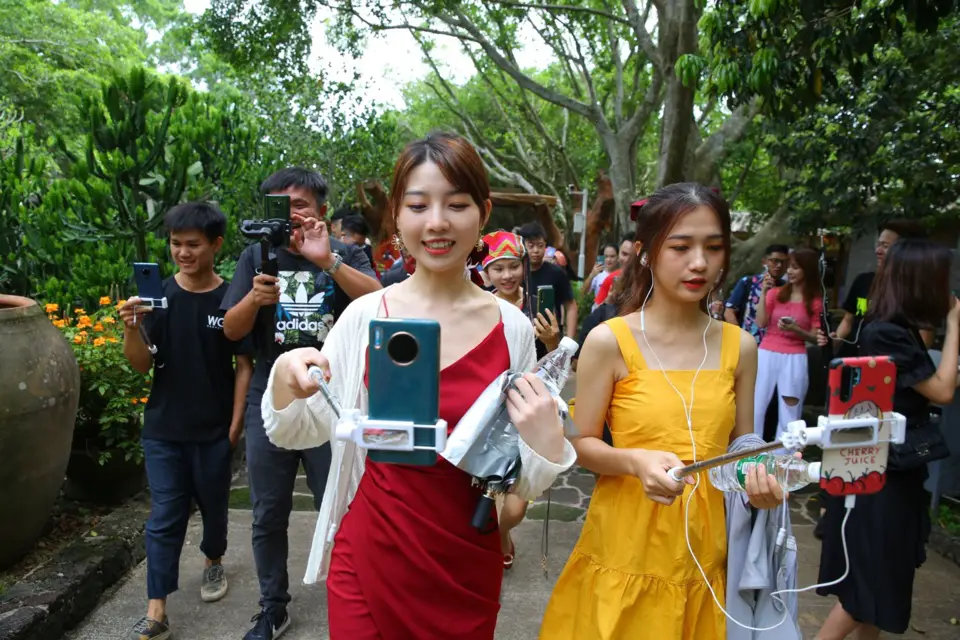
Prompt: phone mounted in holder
<box><xmin>239</xmin><ymin>195</ymin><xmax>294</xmax><ymax>359</ymax></box>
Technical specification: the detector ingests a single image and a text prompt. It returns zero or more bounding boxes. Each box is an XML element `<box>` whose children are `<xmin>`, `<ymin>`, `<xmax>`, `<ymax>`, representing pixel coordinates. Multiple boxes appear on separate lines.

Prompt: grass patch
<box><xmin>936</xmin><ymin>503</ymin><xmax>960</xmax><ymax>537</ymax></box>
<box><xmin>228</xmin><ymin>486</ymin><xmax>316</xmax><ymax>512</ymax></box>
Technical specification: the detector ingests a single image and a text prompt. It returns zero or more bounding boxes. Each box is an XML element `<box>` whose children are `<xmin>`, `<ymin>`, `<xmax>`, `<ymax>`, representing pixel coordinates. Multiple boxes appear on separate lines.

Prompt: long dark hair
<box><xmin>867</xmin><ymin>238</ymin><xmax>952</xmax><ymax>330</ymax></box>
<box><xmin>776</xmin><ymin>247</ymin><xmax>821</xmax><ymax>317</ymax></box>
<box><xmin>618</xmin><ymin>183</ymin><xmax>732</xmax><ymax>315</ymax></box>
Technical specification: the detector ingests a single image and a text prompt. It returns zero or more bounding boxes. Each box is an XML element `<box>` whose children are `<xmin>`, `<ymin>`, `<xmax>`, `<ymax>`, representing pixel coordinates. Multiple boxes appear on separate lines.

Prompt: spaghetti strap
<box><xmin>718</xmin><ymin>321</ymin><xmax>741</xmax><ymax>373</ymax></box>
<box><xmin>380</xmin><ymin>293</ymin><xmax>390</xmax><ymax>318</ymax></box>
<box><xmin>604</xmin><ymin>317</ymin><xmax>647</xmax><ymax>372</ymax></box>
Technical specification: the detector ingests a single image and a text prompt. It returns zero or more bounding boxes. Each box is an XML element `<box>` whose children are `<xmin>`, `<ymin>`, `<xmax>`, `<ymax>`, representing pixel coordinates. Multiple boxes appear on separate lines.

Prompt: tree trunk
<box><xmin>582</xmin><ymin>172</ymin><xmax>616</xmax><ymax>267</ymax></box>
<box><xmin>657</xmin><ymin>0</ymin><xmax>699</xmax><ymax>188</ymax></box>
<box><xmin>603</xmin><ymin>134</ymin><xmax>637</xmax><ymax>236</ymax></box>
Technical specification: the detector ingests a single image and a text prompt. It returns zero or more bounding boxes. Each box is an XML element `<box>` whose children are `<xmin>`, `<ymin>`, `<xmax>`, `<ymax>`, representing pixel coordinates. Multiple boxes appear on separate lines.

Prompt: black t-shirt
<box><xmin>839</xmin><ymin>271</ymin><xmax>875</xmax><ymax>357</ymax></box>
<box><xmin>221</xmin><ymin>239</ymin><xmax>377</xmax><ymax>404</ymax></box>
<box><xmin>576</xmin><ymin>302</ymin><xmax>618</xmax><ymax>359</ymax></box>
<box><xmin>859</xmin><ymin>321</ymin><xmax>936</xmax><ymax>427</ymax></box>
<box><xmin>142</xmin><ymin>277</ymin><xmax>251</xmax><ymax>442</ymax></box>
<box><xmin>527</xmin><ymin>261</ymin><xmax>575</xmax><ymax>358</ymax></box>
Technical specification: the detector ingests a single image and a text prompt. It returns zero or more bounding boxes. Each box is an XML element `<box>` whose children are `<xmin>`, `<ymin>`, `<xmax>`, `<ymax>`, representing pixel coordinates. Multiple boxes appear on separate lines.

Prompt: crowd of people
<box><xmin>117</xmin><ymin>131</ymin><xmax>954</xmax><ymax>640</ymax></box>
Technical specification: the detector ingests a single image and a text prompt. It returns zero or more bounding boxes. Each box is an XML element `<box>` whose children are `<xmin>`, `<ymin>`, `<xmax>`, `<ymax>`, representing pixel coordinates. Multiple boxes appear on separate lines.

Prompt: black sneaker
<box><xmin>130</xmin><ymin>615</ymin><xmax>171</xmax><ymax>640</ymax></box>
<box><xmin>243</xmin><ymin>609</ymin><xmax>291</xmax><ymax>640</ymax></box>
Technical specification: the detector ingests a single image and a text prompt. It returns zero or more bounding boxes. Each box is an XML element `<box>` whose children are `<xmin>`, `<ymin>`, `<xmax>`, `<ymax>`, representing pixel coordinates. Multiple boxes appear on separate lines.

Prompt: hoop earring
<box><xmin>392</xmin><ymin>233</ymin><xmax>405</xmax><ymax>252</ymax></box>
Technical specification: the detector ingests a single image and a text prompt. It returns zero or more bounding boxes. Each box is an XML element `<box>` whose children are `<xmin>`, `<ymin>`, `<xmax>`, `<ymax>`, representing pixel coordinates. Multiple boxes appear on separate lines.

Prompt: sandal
<box><xmin>503</xmin><ymin>537</ymin><xmax>515</xmax><ymax>570</ymax></box>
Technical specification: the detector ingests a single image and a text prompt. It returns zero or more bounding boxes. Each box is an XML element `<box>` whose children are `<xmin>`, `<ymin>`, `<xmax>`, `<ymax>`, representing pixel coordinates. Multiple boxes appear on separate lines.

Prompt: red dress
<box><xmin>327</xmin><ymin>320</ymin><xmax>511</xmax><ymax>639</ymax></box>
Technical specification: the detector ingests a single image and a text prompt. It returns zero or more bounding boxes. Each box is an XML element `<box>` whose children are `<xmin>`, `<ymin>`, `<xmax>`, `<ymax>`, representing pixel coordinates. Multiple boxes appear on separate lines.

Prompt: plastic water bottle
<box><xmin>708</xmin><ymin>455</ymin><xmax>821</xmax><ymax>493</ymax></box>
<box><xmin>533</xmin><ymin>337</ymin><xmax>579</xmax><ymax>395</ymax></box>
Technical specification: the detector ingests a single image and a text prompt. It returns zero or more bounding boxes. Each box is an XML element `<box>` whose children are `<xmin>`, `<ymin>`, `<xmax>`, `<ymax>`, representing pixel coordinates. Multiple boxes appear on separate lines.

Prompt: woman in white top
<box><xmin>260</xmin><ymin>132</ymin><xmax>576</xmax><ymax>639</ymax></box>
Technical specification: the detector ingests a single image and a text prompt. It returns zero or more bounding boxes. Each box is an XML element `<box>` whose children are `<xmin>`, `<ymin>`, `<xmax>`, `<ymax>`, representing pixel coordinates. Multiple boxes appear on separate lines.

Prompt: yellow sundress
<box><xmin>539</xmin><ymin>317</ymin><xmax>740</xmax><ymax>639</ymax></box>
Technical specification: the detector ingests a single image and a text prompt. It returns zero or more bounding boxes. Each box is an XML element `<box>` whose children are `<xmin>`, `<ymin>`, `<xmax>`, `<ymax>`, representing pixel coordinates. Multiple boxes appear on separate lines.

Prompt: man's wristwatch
<box><xmin>324</xmin><ymin>252</ymin><xmax>343</xmax><ymax>276</ymax></box>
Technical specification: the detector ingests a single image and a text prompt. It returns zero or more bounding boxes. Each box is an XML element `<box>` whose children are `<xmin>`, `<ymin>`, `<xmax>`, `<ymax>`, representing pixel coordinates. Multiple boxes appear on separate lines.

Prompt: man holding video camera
<box><xmin>222</xmin><ymin>168</ymin><xmax>381</xmax><ymax>640</ymax></box>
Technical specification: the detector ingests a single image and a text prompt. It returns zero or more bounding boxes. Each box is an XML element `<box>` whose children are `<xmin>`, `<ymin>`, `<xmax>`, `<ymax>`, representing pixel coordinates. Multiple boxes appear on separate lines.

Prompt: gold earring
<box><xmin>392</xmin><ymin>233</ymin><xmax>405</xmax><ymax>252</ymax></box>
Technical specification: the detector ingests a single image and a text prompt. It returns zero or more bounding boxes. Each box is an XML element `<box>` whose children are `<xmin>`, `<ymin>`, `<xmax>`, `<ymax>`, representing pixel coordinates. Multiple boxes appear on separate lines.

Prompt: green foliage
<box><xmin>699</xmin><ymin>0</ymin><xmax>957</xmax><ymax>116</ymax></box>
<box><xmin>770</xmin><ymin>18</ymin><xmax>960</xmax><ymax>234</ymax></box>
<box><xmin>0</xmin><ymin>0</ymin><xmax>148</xmax><ymax>141</ymax></box>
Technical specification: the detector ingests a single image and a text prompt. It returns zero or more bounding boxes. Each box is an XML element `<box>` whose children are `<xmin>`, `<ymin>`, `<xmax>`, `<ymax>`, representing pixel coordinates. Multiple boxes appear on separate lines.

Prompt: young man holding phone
<box><xmin>517</xmin><ymin>222</ymin><xmax>577</xmax><ymax>359</ymax></box>
<box><xmin>222</xmin><ymin>168</ymin><xmax>381</xmax><ymax>640</ymax></box>
<box><xmin>118</xmin><ymin>202</ymin><xmax>254</xmax><ymax>640</ymax></box>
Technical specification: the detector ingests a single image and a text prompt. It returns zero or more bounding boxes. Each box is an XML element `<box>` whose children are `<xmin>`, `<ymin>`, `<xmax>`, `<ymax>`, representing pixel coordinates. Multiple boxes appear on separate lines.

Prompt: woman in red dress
<box><xmin>265</xmin><ymin>132</ymin><xmax>576</xmax><ymax>639</ymax></box>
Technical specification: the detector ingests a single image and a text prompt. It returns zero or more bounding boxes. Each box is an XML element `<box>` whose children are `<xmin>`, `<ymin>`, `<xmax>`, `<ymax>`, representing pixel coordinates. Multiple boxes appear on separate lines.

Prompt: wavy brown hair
<box><xmin>388</xmin><ymin>131</ymin><xmax>490</xmax><ymax>223</ymax></box>
<box><xmin>618</xmin><ymin>183</ymin><xmax>732</xmax><ymax>315</ymax></box>
<box><xmin>867</xmin><ymin>238</ymin><xmax>952</xmax><ymax>330</ymax></box>
<box><xmin>776</xmin><ymin>247</ymin><xmax>821</xmax><ymax>317</ymax></box>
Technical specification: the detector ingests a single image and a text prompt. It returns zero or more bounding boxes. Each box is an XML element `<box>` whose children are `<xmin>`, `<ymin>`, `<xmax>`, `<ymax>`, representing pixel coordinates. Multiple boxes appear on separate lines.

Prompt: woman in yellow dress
<box><xmin>540</xmin><ymin>183</ymin><xmax>786</xmax><ymax>639</ymax></box>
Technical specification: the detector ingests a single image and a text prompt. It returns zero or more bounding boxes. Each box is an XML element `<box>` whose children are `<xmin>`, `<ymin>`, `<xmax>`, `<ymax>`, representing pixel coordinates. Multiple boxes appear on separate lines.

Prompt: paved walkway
<box><xmin>66</xmin><ymin>375</ymin><xmax>960</xmax><ymax>638</ymax></box>
<box><xmin>66</xmin><ymin>471</ymin><xmax>960</xmax><ymax>639</ymax></box>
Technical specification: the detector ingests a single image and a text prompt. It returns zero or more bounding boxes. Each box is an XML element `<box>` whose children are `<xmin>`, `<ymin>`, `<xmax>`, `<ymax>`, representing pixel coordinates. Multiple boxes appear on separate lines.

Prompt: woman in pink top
<box><xmin>754</xmin><ymin>247</ymin><xmax>823</xmax><ymax>439</ymax></box>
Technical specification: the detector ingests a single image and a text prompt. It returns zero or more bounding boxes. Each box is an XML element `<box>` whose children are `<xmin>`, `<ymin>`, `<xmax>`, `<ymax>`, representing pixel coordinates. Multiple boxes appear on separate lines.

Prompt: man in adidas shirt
<box><xmin>119</xmin><ymin>202</ymin><xmax>254</xmax><ymax>640</ymax></box>
<box><xmin>222</xmin><ymin>168</ymin><xmax>380</xmax><ymax>640</ymax></box>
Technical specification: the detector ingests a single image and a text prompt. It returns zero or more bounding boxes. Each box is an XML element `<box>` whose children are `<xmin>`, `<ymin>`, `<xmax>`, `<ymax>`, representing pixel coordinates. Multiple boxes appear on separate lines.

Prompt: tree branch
<box><xmin>728</xmin><ymin>139</ymin><xmax>761</xmax><ymax>205</ymax></box>
<box><xmin>692</xmin><ymin>98</ymin><xmax>762</xmax><ymax>182</ymax></box>
<box><xmin>435</xmin><ymin>9</ymin><xmax>600</xmax><ymax>123</ymax></box>
<box><xmin>485</xmin><ymin>0</ymin><xmax>631</xmax><ymax>26</ymax></box>
<box><xmin>620</xmin><ymin>0</ymin><xmax>661</xmax><ymax>70</ymax></box>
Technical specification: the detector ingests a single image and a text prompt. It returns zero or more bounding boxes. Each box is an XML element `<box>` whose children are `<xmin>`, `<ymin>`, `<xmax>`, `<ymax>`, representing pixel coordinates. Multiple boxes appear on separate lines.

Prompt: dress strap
<box><xmin>380</xmin><ymin>292</ymin><xmax>390</xmax><ymax>318</ymax></box>
<box><xmin>719</xmin><ymin>321</ymin><xmax>741</xmax><ymax>373</ymax></box>
<box><xmin>604</xmin><ymin>317</ymin><xmax>647</xmax><ymax>372</ymax></box>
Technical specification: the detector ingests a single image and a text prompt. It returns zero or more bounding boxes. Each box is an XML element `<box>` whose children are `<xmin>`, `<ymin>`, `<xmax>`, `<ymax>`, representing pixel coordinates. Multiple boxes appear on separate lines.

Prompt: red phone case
<box><xmin>821</xmin><ymin>356</ymin><xmax>897</xmax><ymax>496</ymax></box>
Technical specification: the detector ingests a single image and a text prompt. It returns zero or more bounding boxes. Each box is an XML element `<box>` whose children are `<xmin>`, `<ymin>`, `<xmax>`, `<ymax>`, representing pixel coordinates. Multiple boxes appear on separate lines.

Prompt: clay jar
<box><xmin>0</xmin><ymin>295</ymin><xmax>80</xmax><ymax>568</ymax></box>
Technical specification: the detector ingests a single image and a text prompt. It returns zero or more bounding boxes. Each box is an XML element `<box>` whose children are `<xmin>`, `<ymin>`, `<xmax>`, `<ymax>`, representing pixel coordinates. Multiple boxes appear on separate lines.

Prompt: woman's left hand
<box><xmin>743</xmin><ymin>459</ymin><xmax>787</xmax><ymax>509</ymax></box>
<box><xmin>506</xmin><ymin>374</ymin><xmax>565</xmax><ymax>462</ymax></box>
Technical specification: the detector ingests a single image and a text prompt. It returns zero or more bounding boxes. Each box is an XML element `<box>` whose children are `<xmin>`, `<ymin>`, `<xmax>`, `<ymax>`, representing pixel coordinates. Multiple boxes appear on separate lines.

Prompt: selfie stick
<box><xmin>666</xmin><ymin>412</ymin><xmax>907</xmax><ymax>482</ymax></box>
<box><xmin>308</xmin><ymin>366</ymin><xmax>449</xmax><ymax>454</ymax></box>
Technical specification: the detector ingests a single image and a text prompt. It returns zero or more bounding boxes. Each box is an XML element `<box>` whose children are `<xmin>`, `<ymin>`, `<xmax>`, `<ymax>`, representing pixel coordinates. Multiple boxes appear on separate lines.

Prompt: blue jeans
<box><xmin>142</xmin><ymin>437</ymin><xmax>232</xmax><ymax>600</ymax></box>
<box><xmin>245</xmin><ymin>401</ymin><xmax>330</xmax><ymax>614</ymax></box>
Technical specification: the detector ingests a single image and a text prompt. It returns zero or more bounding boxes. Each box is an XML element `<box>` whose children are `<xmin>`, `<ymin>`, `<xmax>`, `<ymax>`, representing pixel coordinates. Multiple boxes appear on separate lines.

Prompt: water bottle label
<box><xmin>735</xmin><ymin>456</ymin><xmax>761</xmax><ymax>488</ymax></box>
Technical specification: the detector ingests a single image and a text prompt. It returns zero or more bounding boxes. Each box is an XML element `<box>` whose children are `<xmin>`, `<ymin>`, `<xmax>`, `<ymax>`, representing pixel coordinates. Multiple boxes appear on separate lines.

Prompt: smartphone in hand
<box><xmin>536</xmin><ymin>285</ymin><xmax>556</xmax><ymax>319</ymax></box>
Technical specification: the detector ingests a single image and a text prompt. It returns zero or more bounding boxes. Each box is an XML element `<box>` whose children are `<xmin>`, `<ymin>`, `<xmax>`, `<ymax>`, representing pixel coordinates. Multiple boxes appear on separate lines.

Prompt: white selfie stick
<box><xmin>666</xmin><ymin>412</ymin><xmax>907</xmax><ymax>483</ymax></box>
<box><xmin>307</xmin><ymin>366</ymin><xmax>448</xmax><ymax>453</ymax></box>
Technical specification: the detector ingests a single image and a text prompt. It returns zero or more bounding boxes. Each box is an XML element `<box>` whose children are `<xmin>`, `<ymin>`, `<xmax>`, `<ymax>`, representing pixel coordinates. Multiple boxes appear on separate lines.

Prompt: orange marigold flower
<box><xmin>93</xmin><ymin>337</ymin><xmax>106</xmax><ymax>347</ymax></box>
<box><xmin>77</xmin><ymin>316</ymin><xmax>93</xmax><ymax>328</ymax></box>
<box><xmin>74</xmin><ymin>308</ymin><xmax>86</xmax><ymax>315</ymax></box>
<box><xmin>78</xmin><ymin>330</ymin><xmax>88</xmax><ymax>337</ymax></box>
<box><xmin>73</xmin><ymin>335</ymin><xmax>83</xmax><ymax>344</ymax></box>
<box><xmin>99</xmin><ymin>296</ymin><xmax>112</xmax><ymax>306</ymax></box>
<box><xmin>115</xmin><ymin>299</ymin><xmax>127</xmax><ymax>309</ymax></box>
<box><xmin>45</xmin><ymin>303</ymin><xmax>59</xmax><ymax>313</ymax></box>
<box><xmin>102</xmin><ymin>316</ymin><xmax>116</xmax><ymax>324</ymax></box>
<box><xmin>93</xmin><ymin>323</ymin><xmax>105</xmax><ymax>332</ymax></box>
<box><xmin>53</xmin><ymin>319</ymin><xmax>66</xmax><ymax>328</ymax></box>
<box><xmin>131</xmin><ymin>398</ymin><xmax>138</xmax><ymax>405</ymax></box>
<box><xmin>106</xmin><ymin>337</ymin><xmax>118</xmax><ymax>343</ymax></box>
<box><xmin>140</xmin><ymin>397</ymin><xmax>149</xmax><ymax>404</ymax></box>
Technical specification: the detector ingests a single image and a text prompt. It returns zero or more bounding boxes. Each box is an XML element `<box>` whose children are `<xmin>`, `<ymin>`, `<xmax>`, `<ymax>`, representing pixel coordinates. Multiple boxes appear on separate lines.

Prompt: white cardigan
<box><xmin>260</xmin><ymin>288</ymin><xmax>577</xmax><ymax>584</ymax></box>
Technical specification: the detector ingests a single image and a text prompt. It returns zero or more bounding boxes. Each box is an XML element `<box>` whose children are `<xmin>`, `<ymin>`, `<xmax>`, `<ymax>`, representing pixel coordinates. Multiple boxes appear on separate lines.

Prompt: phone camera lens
<box><xmin>387</xmin><ymin>332</ymin><xmax>419</xmax><ymax>366</ymax></box>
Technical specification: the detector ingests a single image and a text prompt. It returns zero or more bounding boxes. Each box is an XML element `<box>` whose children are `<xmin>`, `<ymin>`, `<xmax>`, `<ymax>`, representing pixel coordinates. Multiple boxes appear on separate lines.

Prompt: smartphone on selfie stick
<box><xmin>317</xmin><ymin>319</ymin><xmax>448</xmax><ymax>467</ymax></box>
<box><xmin>133</xmin><ymin>262</ymin><xmax>167</xmax><ymax>309</ymax></box>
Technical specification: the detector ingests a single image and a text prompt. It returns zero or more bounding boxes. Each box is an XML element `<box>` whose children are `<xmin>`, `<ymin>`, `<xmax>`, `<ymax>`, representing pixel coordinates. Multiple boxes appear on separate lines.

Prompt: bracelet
<box><xmin>324</xmin><ymin>252</ymin><xmax>343</xmax><ymax>276</ymax></box>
